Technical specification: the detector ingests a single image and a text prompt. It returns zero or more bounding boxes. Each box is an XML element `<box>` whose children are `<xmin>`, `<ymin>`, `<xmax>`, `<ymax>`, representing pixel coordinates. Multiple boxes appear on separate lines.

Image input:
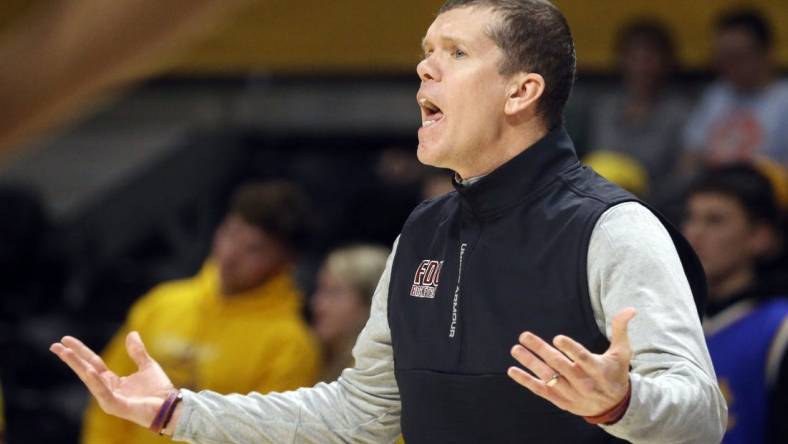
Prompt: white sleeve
<box><xmin>172</xmin><ymin>238</ymin><xmax>402</xmax><ymax>444</ymax></box>
<box><xmin>587</xmin><ymin>202</ymin><xmax>727</xmax><ymax>443</ymax></box>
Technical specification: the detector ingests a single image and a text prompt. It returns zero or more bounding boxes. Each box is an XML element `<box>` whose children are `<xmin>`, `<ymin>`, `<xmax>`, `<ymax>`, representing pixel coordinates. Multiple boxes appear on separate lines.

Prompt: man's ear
<box><xmin>749</xmin><ymin>222</ymin><xmax>777</xmax><ymax>258</ymax></box>
<box><xmin>504</xmin><ymin>72</ymin><xmax>545</xmax><ymax>117</ymax></box>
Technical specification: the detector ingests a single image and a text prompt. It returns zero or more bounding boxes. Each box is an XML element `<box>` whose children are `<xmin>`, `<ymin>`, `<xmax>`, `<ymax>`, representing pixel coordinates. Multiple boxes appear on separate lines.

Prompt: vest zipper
<box><xmin>448</xmin><ymin>242</ymin><xmax>468</xmax><ymax>339</ymax></box>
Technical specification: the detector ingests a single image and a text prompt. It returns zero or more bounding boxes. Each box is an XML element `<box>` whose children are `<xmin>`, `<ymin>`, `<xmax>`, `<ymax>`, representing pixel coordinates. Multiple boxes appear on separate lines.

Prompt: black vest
<box><xmin>388</xmin><ymin>128</ymin><xmax>706</xmax><ymax>444</ymax></box>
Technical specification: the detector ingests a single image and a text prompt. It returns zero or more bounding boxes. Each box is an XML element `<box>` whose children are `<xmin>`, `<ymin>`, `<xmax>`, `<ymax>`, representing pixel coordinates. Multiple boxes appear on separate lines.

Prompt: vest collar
<box><xmin>452</xmin><ymin>127</ymin><xmax>580</xmax><ymax>218</ymax></box>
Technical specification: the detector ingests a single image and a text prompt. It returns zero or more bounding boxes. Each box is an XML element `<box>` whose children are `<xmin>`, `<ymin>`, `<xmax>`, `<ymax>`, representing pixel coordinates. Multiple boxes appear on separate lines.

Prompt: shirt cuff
<box><xmin>599</xmin><ymin>372</ymin><xmax>641</xmax><ymax>436</ymax></box>
<box><xmin>170</xmin><ymin>389</ymin><xmax>197</xmax><ymax>442</ymax></box>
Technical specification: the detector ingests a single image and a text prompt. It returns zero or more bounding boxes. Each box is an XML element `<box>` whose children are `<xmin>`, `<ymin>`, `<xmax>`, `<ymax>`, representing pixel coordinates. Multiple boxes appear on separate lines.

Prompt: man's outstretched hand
<box><xmin>50</xmin><ymin>332</ymin><xmax>175</xmax><ymax>429</ymax></box>
<box><xmin>507</xmin><ymin>308</ymin><xmax>636</xmax><ymax>419</ymax></box>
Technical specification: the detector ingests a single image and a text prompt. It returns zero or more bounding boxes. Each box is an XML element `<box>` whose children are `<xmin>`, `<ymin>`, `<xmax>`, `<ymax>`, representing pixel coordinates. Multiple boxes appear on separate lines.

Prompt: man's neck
<box><xmin>455</xmin><ymin>125</ymin><xmax>549</xmax><ymax>180</ymax></box>
<box><xmin>708</xmin><ymin>267</ymin><xmax>755</xmax><ymax>304</ymax></box>
<box><xmin>733</xmin><ymin>70</ymin><xmax>775</xmax><ymax>95</ymax></box>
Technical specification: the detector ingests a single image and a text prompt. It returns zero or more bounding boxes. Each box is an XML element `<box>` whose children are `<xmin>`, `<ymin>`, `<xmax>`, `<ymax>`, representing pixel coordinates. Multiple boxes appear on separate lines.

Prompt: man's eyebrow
<box><xmin>421</xmin><ymin>35</ymin><xmax>471</xmax><ymax>52</ymax></box>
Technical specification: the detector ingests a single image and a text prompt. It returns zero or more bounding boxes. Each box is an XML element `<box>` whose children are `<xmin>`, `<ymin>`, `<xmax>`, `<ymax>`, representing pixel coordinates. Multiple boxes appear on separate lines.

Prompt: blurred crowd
<box><xmin>0</xmin><ymin>6</ymin><xmax>787</xmax><ymax>444</ymax></box>
<box><xmin>584</xmin><ymin>10</ymin><xmax>788</xmax><ymax>443</ymax></box>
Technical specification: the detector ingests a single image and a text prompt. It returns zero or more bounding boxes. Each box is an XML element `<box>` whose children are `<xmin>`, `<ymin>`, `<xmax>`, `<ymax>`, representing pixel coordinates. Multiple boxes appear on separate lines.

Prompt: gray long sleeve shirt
<box><xmin>173</xmin><ymin>202</ymin><xmax>728</xmax><ymax>444</ymax></box>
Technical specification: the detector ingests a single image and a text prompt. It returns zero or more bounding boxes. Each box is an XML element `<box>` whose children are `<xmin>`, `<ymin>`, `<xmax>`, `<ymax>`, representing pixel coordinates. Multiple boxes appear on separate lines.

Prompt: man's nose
<box><xmin>417</xmin><ymin>55</ymin><xmax>440</xmax><ymax>82</ymax></box>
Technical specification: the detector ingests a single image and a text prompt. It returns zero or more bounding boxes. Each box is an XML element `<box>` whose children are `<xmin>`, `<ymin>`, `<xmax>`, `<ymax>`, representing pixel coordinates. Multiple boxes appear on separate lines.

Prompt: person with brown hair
<box><xmin>683</xmin><ymin>164</ymin><xmax>788</xmax><ymax>444</ymax></box>
<box><xmin>80</xmin><ymin>181</ymin><xmax>321</xmax><ymax>444</ymax></box>
<box><xmin>52</xmin><ymin>2</ymin><xmax>725</xmax><ymax>443</ymax></box>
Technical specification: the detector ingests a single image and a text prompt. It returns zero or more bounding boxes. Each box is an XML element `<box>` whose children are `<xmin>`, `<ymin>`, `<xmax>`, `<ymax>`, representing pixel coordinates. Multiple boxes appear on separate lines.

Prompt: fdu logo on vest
<box><xmin>410</xmin><ymin>260</ymin><xmax>443</xmax><ymax>299</ymax></box>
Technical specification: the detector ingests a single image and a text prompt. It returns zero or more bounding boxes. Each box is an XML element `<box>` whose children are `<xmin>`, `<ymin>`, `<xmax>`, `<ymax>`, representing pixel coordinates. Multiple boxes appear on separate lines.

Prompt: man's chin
<box><xmin>416</xmin><ymin>142</ymin><xmax>449</xmax><ymax>169</ymax></box>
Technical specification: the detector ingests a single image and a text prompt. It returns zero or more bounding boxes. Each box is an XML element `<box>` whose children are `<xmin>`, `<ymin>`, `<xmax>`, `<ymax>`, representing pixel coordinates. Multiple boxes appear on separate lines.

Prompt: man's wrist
<box><xmin>583</xmin><ymin>377</ymin><xmax>632</xmax><ymax>425</ymax></box>
<box><xmin>149</xmin><ymin>389</ymin><xmax>183</xmax><ymax>435</ymax></box>
<box><xmin>162</xmin><ymin>397</ymin><xmax>185</xmax><ymax>437</ymax></box>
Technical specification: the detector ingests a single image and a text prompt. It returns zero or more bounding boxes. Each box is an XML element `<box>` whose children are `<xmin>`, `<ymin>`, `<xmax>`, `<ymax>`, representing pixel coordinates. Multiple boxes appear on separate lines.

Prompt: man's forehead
<box><xmin>422</xmin><ymin>6</ymin><xmax>499</xmax><ymax>48</ymax></box>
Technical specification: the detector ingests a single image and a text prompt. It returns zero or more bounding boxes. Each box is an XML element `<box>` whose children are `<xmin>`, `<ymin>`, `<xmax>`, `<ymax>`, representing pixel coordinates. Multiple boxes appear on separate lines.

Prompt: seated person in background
<box><xmin>311</xmin><ymin>244</ymin><xmax>390</xmax><ymax>382</ymax></box>
<box><xmin>589</xmin><ymin>19</ymin><xmax>690</xmax><ymax>185</ymax></box>
<box><xmin>683</xmin><ymin>9</ymin><xmax>788</xmax><ymax>168</ymax></box>
<box><xmin>682</xmin><ymin>164</ymin><xmax>788</xmax><ymax>444</ymax></box>
<box><xmin>82</xmin><ymin>181</ymin><xmax>321</xmax><ymax>444</ymax></box>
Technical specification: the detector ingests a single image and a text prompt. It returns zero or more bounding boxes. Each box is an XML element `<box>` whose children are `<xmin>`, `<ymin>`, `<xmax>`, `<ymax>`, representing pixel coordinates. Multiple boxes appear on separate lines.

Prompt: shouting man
<box><xmin>52</xmin><ymin>1</ymin><xmax>727</xmax><ymax>443</ymax></box>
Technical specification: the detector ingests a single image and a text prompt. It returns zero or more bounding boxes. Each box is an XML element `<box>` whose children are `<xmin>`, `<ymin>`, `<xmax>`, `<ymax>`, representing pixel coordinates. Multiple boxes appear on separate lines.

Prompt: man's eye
<box><xmin>453</xmin><ymin>49</ymin><xmax>467</xmax><ymax>59</ymax></box>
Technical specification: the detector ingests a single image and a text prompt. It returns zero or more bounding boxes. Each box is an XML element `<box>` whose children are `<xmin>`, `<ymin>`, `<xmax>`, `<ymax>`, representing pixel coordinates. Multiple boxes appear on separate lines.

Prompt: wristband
<box><xmin>149</xmin><ymin>390</ymin><xmax>182</xmax><ymax>435</ymax></box>
<box><xmin>160</xmin><ymin>391</ymin><xmax>184</xmax><ymax>435</ymax></box>
<box><xmin>583</xmin><ymin>379</ymin><xmax>631</xmax><ymax>425</ymax></box>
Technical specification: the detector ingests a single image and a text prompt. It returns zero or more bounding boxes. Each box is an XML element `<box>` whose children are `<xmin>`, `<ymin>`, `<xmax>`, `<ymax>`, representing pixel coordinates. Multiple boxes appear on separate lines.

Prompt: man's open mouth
<box><xmin>419</xmin><ymin>98</ymin><xmax>445</xmax><ymax>127</ymax></box>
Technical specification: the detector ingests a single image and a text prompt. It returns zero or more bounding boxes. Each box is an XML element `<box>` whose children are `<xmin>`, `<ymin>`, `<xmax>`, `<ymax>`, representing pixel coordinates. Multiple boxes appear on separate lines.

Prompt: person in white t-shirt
<box><xmin>683</xmin><ymin>9</ymin><xmax>788</xmax><ymax>167</ymax></box>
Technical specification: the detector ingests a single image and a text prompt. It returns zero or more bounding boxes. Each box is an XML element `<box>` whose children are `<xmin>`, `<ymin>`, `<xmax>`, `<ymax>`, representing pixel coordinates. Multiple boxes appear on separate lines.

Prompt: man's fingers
<box><xmin>553</xmin><ymin>335</ymin><xmax>601</xmax><ymax>374</ymax></box>
<box><xmin>125</xmin><ymin>331</ymin><xmax>153</xmax><ymax>369</ymax></box>
<box><xmin>511</xmin><ymin>345</ymin><xmax>555</xmax><ymax>381</ymax></box>
<box><xmin>507</xmin><ymin>366</ymin><xmax>572</xmax><ymax>411</ymax></box>
<box><xmin>51</xmin><ymin>343</ymin><xmax>96</xmax><ymax>382</ymax></box>
<box><xmin>50</xmin><ymin>343</ymin><xmax>116</xmax><ymax>405</ymax></box>
<box><xmin>81</xmin><ymin>360</ymin><xmax>119</xmax><ymax>410</ymax></box>
<box><xmin>610</xmin><ymin>308</ymin><xmax>637</xmax><ymax>356</ymax></box>
<box><xmin>519</xmin><ymin>332</ymin><xmax>585</xmax><ymax>383</ymax></box>
<box><xmin>61</xmin><ymin>336</ymin><xmax>110</xmax><ymax>373</ymax></box>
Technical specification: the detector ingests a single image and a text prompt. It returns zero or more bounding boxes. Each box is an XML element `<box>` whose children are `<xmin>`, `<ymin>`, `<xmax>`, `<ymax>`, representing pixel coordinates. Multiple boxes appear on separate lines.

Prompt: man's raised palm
<box><xmin>50</xmin><ymin>331</ymin><xmax>174</xmax><ymax>428</ymax></box>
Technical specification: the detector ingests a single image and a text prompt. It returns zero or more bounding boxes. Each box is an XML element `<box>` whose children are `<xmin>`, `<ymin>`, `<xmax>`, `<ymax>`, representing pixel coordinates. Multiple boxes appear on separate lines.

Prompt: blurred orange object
<box><xmin>0</xmin><ymin>0</ymin><xmax>252</xmax><ymax>159</ymax></box>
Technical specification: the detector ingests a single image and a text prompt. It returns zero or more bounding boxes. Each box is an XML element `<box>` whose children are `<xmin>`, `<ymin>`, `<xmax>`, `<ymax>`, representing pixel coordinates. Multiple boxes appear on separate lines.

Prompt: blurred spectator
<box><xmin>81</xmin><ymin>181</ymin><xmax>321</xmax><ymax>444</ymax></box>
<box><xmin>311</xmin><ymin>244</ymin><xmax>390</xmax><ymax>382</ymax></box>
<box><xmin>589</xmin><ymin>20</ymin><xmax>690</xmax><ymax>185</ymax></box>
<box><xmin>682</xmin><ymin>164</ymin><xmax>788</xmax><ymax>443</ymax></box>
<box><xmin>683</xmin><ymin>9</ymin><xmax>788</xmax><ymax>167</ymax></box>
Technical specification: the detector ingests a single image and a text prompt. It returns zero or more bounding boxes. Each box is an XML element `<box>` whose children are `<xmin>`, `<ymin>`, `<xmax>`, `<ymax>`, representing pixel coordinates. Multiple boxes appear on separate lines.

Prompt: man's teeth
<box><xmin>423</xmin><ymin>119</ymin><xmax>437</xmax><ymax>127</ymax></box>
<box><xmin>420</xmin><ymin>98</ymin><xmax>440</xmax><ymax>113</ymax></box>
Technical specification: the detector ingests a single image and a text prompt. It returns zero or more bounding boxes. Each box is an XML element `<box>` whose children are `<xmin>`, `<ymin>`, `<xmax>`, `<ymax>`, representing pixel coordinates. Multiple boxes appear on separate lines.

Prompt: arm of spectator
<box><xmin>168</xmin><ymin>238</ymin><xmax>402</xmax><ymax>443</ymax></box>
<box><xmin>0</xmin><ymin>0</ymin><xmax>251</xmax><ymax>155</ymax></box>
<box><xmin>589</xmin><ymin>202</ymin><xmax>727</xmax><ymax>443</ymax></box>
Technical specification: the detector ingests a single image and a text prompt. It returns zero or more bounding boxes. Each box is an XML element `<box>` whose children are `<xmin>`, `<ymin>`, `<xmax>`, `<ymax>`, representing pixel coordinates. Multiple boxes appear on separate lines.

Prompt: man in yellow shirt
<box><xmin>81</xmin><ymin>181</ymin><xmax>321</xmax><ymax>444</ymax></box>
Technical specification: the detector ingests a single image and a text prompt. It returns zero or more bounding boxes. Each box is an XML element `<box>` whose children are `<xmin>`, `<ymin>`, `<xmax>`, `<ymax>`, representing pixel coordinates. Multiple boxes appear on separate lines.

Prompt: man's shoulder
<box><xmin>689</xmin><ymin>81</ymin><xmax>734</xmax><ymax>117</ymax></box>
<box><xmin>587</xmin><ymin>201</ymin><xmax>689</xmax><ymax>280</ymax></box>
<box><xmin>768</xmin><ymin>79</ymin><xmax>788</xmax><ymax>94</ymax></box>
<box><xmin>699</xmin><ymin>81</ymin><xmax>733</xmax><ymax>101</ymax></box>
<box><xmin>559</xmin><ymin>165</ymin><xmax>637</xmax><ymax>207</ymax></box>
<box><xmin>765</xmin><ymin>79</ymin><xmax>788</xmax><ymax>105</ymax></box>
<box><xmin>596</xmin><ymin>201</ymin><xmax>658</xmax><ymax>226</ymax></box>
